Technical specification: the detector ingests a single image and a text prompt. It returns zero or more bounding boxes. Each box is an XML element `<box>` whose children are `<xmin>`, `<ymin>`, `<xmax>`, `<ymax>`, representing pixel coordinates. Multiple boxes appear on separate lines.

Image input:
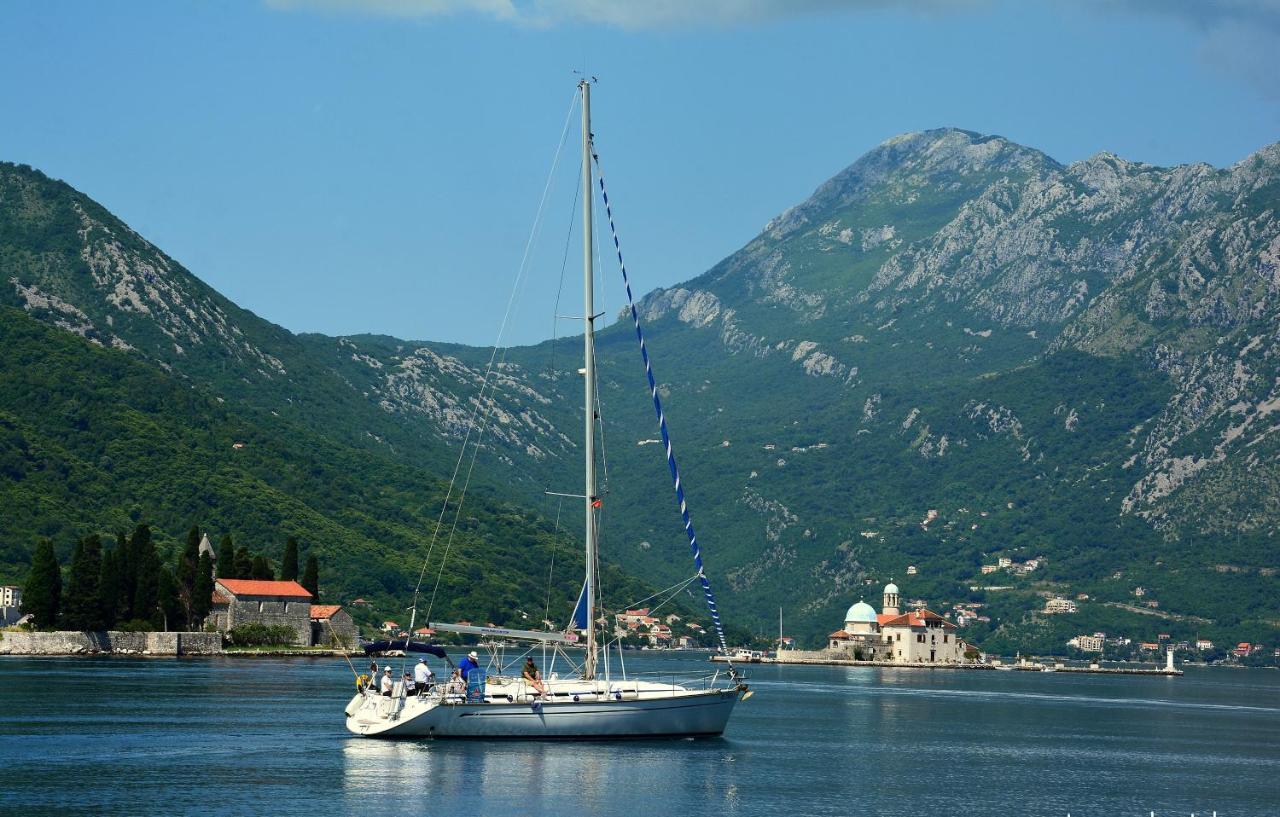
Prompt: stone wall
<box><xmin>0</xmin><ymin>630</ymin><xmax>222</xmax><ymax>656</ymax></box>
<box><xmin>227</xmin><ymin>598</ymin><xmax>311</xmax><ymax>645</ymax></box>
<box><xmin>312</xmin><ymin>610</ymin><xmax>358</xmax><ymax>648</ymax></box>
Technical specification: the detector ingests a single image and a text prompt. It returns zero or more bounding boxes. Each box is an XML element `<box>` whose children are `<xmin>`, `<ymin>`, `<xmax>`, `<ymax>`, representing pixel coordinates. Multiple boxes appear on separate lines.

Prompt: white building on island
<box><xmin>828</xmin><ymin>581</ymin><xmax>971</xmax><ymax>663</ymax></box>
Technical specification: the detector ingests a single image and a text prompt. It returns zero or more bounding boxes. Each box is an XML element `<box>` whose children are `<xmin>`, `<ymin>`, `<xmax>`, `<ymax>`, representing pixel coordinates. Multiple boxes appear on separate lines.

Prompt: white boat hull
<box><xmin>346</xmin><ymin>682</ymin><xmax>739</xmax><ymax>739</ymax></box>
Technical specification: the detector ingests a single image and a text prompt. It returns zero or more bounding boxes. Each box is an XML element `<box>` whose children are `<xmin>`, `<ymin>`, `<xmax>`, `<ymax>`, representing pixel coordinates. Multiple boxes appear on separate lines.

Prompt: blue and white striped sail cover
<box><xmin>591</xmin><ymin>147</ymin><xmax>731</xmax><ymax>658</ymax></box>
<box><xmin>572</xmin><ymin>580</ymin><xmax>589</xmax><ymax>631</ymax></box>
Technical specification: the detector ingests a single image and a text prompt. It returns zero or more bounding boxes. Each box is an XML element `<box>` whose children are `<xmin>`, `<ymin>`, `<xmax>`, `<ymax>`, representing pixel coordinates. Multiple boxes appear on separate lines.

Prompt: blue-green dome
<box><xmin>845</xmin><ymin>600</ymin><xmax>878</xmax><ymax>623</ymax></box>
<box><xmin>884</xmin><ymin>581</ymin><xmax>899</xmax><ymax>595</ymax></box>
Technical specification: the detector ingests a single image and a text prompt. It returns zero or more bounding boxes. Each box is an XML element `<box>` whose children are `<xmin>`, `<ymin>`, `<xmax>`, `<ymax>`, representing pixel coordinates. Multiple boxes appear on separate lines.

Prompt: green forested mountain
<box><xmin>0</xmin><ymin>300</ymin><xmax>656</xmax><ymax>630</ymax></box>
<box><xmin>3</xmin><ymin>130</ymin><xmax>1279</xmax><ymax>653</ymax></box>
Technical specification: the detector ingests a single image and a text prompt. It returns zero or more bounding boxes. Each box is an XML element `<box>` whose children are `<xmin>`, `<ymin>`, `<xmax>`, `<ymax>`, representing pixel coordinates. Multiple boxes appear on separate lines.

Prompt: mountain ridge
<box><xmin>3</xmin><ymin>125</ymin><xmax>1278</xmax><ymax>651</ymax></box>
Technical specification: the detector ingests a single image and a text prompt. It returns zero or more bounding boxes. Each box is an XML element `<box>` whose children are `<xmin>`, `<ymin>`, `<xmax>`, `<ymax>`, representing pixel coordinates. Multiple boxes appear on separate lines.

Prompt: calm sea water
<box><xmin>0</xmin><ymin>653</ymin><xmax>1276</xmax><ymax>817</ymax></box>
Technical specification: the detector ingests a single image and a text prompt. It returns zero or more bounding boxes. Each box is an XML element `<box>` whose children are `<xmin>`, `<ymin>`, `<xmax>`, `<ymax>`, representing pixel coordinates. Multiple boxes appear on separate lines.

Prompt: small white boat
<box><xmin>344</xmin><ymin>80</ymin><xmax>746</xmax><ymax>739</ymax></box>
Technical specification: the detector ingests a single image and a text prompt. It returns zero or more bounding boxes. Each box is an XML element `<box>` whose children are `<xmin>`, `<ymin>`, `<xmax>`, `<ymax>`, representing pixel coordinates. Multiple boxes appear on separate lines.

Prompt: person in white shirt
<box><xmin>413</xmin><ymin>658</ymin><xmax>433</xmax><ymax>694</ymax></box>
<box><xmin>379</xmin><ymin>666</ymin><xmax>394</xmax><ymax>697</ymax></box>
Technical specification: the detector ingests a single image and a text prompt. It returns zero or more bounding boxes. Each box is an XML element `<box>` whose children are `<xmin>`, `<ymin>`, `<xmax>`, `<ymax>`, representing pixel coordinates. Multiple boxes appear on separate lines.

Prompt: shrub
<box><xmin>115</xmin><ymin>618</ymin><xmax>155</xmax><ymax>633</ymax></box>
<box><xmin>226</xmin><ymin>623</ymin><xmax>298</xmax><ymax>647</ymax></box>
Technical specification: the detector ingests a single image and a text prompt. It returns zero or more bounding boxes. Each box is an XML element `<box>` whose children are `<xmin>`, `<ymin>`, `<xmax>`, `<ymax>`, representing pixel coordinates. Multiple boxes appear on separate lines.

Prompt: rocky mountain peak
<box><xmin>764</xmin><ymin>128</ymin><xmax>1059</xmax><ymax>240</ymax></box>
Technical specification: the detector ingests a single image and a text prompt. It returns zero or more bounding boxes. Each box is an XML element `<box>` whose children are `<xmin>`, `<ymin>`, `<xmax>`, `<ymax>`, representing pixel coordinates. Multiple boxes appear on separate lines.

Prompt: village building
<box><xmin>206</xmin><ymin>579</ymin><xmax>313</xmax><ymax>645</ymax></box>
<box><xmin>310</xmin><ymin>605</ymin><xmax>358</xmax><ymax>648</ymax></box>
<box><xmin>828</xmin><ymin>582</ymin><xmax>970</xmax><ymax>663</ymax></box>
<box><xmin>1044</xmin><ymin>597</ymin><xmax>1077</xmax><ymax>614</ymax></box>
<box><xmin>1</xmin><ymin>585</ymin><xmax>22</xmax><ymax>626</ymax></box>
<box><xmin>1070</xmin><ymin>634</ymin><xmax>1105</xmax><ymax>652</ymax></box>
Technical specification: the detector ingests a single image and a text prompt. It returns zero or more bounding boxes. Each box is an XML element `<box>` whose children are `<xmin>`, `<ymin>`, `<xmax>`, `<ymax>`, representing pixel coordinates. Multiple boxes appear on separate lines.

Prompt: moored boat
<box><xmin>344</xmin><ymin>80</ymin><xmax>748</xmax><ymax>739</ymax></box>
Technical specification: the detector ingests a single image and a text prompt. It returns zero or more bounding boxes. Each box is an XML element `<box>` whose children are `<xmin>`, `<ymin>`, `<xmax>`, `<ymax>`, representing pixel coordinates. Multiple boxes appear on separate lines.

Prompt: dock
<box><xmin>712</xmin><ymin>652</ymin><xmax>1182</xmax><ymax>676</ymax></box>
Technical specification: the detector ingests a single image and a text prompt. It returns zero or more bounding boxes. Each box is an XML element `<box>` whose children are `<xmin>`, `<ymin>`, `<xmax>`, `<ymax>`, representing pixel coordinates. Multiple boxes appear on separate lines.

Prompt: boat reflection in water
<box><xmin>340</xmin><ymin>734</ymin><xmax>738</xmax><ymax>814</ymax></box>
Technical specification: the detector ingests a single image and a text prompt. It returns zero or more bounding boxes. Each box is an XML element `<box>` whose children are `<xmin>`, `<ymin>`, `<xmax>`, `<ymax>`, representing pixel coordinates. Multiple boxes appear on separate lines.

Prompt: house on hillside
<box><xmin>207</xmin><ymin>579</ymin><xmax>313</xmax><ymax>645</ymax></box>
<box><xmin>310</xmin><ymin>605</ymin><xmax>358</xmax><ymax>648</ymax></box>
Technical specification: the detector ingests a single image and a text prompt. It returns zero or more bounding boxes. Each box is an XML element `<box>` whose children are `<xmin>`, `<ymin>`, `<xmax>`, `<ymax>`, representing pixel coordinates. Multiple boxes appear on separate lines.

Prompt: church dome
<box><xmin>845</xmin><ymin>600</ymin><xmax>878</xmax><ymax>623</ymax></box>
<box><xmin>884</xmin><ymin>581</ymin><xmax>899</xmax><ymax>595</ymax></box>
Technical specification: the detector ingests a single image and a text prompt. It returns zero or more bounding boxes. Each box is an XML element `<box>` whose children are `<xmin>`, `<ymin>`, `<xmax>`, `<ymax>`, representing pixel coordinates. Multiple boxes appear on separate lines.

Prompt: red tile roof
<box><xmin>310</xmin><ymin>604</ymin><xmax>342</xmax><ymax>620</ymax></box>
<box><xmin>879</xmin><ymin>609</ymin><xmax>957</xmax><ymax>630</ymax></box>
<box><xmin>216</xmin><ymin>579</ymin><xmax>313</xmax><ymax>599</ymax></box>
<box><xmin>829</xmin><ymin>630</ymin><xmax>851</xmax><ymax>639</ymax></box>
<box><xmin>211</xmin><ymin>591</ymin><xmax>230</xmax><ymax>605</ymax></box>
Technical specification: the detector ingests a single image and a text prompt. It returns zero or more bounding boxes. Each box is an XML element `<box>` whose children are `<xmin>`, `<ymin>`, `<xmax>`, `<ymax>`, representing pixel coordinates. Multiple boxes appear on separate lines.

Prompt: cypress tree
<box><xmin>156</xmin><ymin>567</ymin><xmax>183</xmax><ymax>631</ymax></box>
<box><xmin>177</xmin><ymin>525</ymin><xmax>200</xmax><ymax>598</ymax></box>
<box><xmin>21</xmin><ymin>538</ymin><xmax>61</xmax><ymax>629</ymax></box>
<box><xmin>62</xmin><ymin>534</ymin><xmax>104</xmax><ymax>631</ymax></box>
<box><xmin>281</xmin><ymin>537</ymin><xmax>299</xmax><ymax>582</ymax></box>
<box><xmin>192</xmin><ymin>553</ymin><xmax>215</xmax><ymax>627</ymax></box>
<box><xmin>233</xmin><ymin>546</ymin><xmax>253</xmax><ymax>579</ymax></box>
<box><xmin>217</xmin><ymin>534</ymin><xmax>235</xmax><ymax>579</ymax></box>
<box><xmin>116</xmin><ymin>530</ymin><xmax>135</xmax><ymax>622</ymax></box>
<box><xmin>98</xmin><ymin>542</ymin><xmax>121</xmax><ymax>629</ymax></box>
<box><xmin>250</xmin><ymin>555</ymin><xmax>273</xmax><ymax>581</ymax></box>
<box><xmin>130</xmin><ymin>524</ymin><xmax>160</xmax><ymax>625</ymax></box>
<box><xmin>301</xmin><ymin>555</ymin><xmax>319</xmax><ymax>600</ymax></box>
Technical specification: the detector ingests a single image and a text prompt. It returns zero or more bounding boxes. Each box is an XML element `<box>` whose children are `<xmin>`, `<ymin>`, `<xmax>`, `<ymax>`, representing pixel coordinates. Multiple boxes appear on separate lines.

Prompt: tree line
<box><xmin>19</xmin><ymin>525</ymin><xmax>321</xmax><ymax>632</ymax></box>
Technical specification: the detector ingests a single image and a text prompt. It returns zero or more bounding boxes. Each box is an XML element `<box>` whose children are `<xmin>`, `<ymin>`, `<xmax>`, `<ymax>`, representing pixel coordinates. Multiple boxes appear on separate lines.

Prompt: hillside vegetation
<box><xmin>3</xmin><ymin>128</ymin><xmax>1278</xmax><ymax>651</ymax></box>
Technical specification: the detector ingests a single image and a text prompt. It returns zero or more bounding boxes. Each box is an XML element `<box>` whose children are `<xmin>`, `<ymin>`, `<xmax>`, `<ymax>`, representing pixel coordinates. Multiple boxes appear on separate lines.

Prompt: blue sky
<box><xmin>2</xmin><ymin>0</ymin><xmax>1277</xmax><ymax>346</ymax></box>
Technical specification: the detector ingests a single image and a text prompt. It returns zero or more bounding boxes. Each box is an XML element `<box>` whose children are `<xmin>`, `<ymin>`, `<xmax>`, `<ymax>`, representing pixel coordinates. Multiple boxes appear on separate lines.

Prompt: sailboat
<box><xmin>344</xmin><ymin>80</ymin><xmax>747</xmax><ymax>739</ymax></box>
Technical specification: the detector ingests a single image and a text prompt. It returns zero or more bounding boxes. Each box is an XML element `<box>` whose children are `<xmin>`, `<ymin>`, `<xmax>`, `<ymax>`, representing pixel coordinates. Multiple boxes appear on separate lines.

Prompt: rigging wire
<box><xmin>542</xmin><ymin>499</ymin><xmax>563</xmax><ymax>630</ymax></box>
<box><xmin>409</xmin><ymin>88</ymin><xmax>580</xmax><ymax>625</ymax></box>
<box><xmin>590</xmin><ymin>139</ymin><xmax>737</xmax><ymax>676</ymax></box>
<box><xmin>546</xmin><ymin>161</ymin><xmax>582</xmax><ymax>383</ymax></box>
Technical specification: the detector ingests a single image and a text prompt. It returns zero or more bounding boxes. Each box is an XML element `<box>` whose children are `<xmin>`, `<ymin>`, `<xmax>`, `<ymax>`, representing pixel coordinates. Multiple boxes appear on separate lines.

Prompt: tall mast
<box><xmin>580</xmin><ymin>79</ymin><xmax>598</xmax><ymax>680</ymax></box>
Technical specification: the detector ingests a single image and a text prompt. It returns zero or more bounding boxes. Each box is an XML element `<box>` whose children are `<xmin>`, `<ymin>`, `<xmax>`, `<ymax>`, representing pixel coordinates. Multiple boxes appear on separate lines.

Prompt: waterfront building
<box><xmin>1195</xmin><ymin>639</ymin><xmax>1213</xmax><ymax>650</ymax></box>
<box><xmin>1071</xmin><ymin>634</ymin><xmax>1104</xmax><ymax>652</ymax></box>
<box><xmin>828</xmin><ymin>582</ymin><xmax>971</xmax><ymax>663</ymax></box>
<box><xmin>310</xmin><ymin>605</ymin><xmax>358</xmax><ymax>648</ymax></box>
<box><xmin>206</xmin><ymin>579</ymin><xmax>313</xmax><ymax>645</ymax></box>
<box><xmin>0</xmin><ymin>585</ymin><xmax>22</xmax><ymax>626</ymax></box>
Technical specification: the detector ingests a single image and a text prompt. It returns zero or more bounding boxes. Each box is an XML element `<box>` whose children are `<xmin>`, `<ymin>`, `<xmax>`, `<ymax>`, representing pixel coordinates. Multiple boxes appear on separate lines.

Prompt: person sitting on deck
<box><xmin>403</xmin><ymin>671</ymin><xmax>416</xmax><ymax>697</ymax></box>
<box><xmin>380</xmin><ymin>666</ymin><xmax>394</xmax><ymax>697</ymax></box>
<box><xmin>445</xmin><ymin>669</ymin><xmax>465</xmax><ymax>697</ymax></box>
<box><xmin>522</xmin><ymin>656</ymin><xmax>547</xmax><ymax>699</ymax></box>
<box><xmin>458</xmin><ymin>651</ymin><xmax>479</xmax><ymax>681</ymax></box>
<box><xmin>413</xmin><ymin>658</ymin><xmax>433</xmax><ymax>694</ymax></box>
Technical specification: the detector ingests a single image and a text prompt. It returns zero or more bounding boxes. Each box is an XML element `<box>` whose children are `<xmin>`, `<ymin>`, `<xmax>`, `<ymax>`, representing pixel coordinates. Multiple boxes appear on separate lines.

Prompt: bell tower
<box><xmin>882</xmin><ymin>581</ymin><xmax>900</xmax><ymax>617</ymax></box>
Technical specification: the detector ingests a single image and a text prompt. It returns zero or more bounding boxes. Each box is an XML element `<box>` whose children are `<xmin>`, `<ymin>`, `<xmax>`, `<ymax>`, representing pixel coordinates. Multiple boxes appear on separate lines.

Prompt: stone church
<box><xmin>828</xmin><ymin>582</ymin><xmax>971</xmax><ymax>663</ymax></box>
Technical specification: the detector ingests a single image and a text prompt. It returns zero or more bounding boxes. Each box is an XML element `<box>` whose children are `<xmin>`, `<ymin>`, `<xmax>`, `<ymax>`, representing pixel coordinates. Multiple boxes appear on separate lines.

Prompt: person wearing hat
<box><xmin>379</xmin><ymin>665</ymin><xmax>394</xmax><ymax>697</ymax></box>
<box><xmin>458</xmin><ymin>650</ymin><xmax>479</xmax><ymax>682</ymax></box>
